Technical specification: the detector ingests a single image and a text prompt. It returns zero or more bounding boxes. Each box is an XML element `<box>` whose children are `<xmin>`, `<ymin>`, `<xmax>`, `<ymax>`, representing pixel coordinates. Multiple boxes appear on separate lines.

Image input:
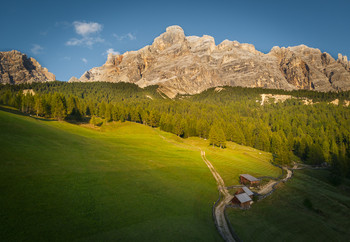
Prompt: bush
<box><xmin>89</xmin><ymin>115</ymin><xmax>103</xmax><ymax>126</ymax></box>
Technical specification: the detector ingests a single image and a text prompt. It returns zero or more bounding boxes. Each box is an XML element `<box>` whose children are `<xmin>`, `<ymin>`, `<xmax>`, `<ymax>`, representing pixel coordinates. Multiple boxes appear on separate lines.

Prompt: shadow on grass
<box><xmin>0</xmin><ymin>105</ymin><xmax>55</xmax><ymax>122</ymax></box>
<box><xmin>64</xmin><ymin>117</ymin><xmax>91</xmax><ymax>125</ymax></box>
<box><xmin>0</xmin><ymin>105</ymin><xmax>93</xmax><ymax>125</ymax></box>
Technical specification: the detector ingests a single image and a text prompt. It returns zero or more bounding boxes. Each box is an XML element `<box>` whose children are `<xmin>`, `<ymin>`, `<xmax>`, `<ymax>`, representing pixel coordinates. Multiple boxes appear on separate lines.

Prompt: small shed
<box><xmin>240</xmin><ymin>174</ymin><xmax>260</xmax><ymax>186</ymax></box>
<box><xmin>235</xmin><ymin>186</ymin><xmax>254</xmax><ymax>198</ymax></box>
<box><xmin>232</xmin><ymin>193</ymin><xmax>252</xmax><ymax>209</ymax></box>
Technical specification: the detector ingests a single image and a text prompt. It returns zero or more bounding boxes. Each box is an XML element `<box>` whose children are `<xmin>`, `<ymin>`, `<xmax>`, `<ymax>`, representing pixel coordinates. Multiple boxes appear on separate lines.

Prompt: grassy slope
<box><xmin>227</xmin><ymin>169</ymin><xmax>350</xmax><ymax>241</ymax></box>
<box><xmin>0</xmin><ymin>109</ymin><xmax>221</xmax><ymax>241</ymax></box>
<box><xmin>0</xmin><ymin>108</ymin><xmax>288</xmax><ymax>241</ymax></box>
<box><xmin>184</xmin><ymin>138</ymin><xmax>281</xmax><ymax>186</ymax></box>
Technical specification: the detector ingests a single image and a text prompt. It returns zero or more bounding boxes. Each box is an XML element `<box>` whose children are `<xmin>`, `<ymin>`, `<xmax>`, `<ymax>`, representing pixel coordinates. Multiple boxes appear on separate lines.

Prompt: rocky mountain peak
<box><xmin>69</xmin><ymin>25</ymin><xmax>350</xmax><ymax>97</ymax></box>
<box><xmin>166</xmin><ymin>25</ymin><xmax>184</xmax><ymax>34</ymax></box>
<box><xmin>68</xmin><ymin>76</ymin><xmax>79</xmax><ymax>83</ymax></box>
<box><xmin>338</xmin><ymin>53</ymin><xmax>350</xmax><ymax>71</ymax></box>
<box><xmin>0</xmin><ymin>50</ymin><xmax>55</xmax><ymax>84</ymax></box>
<box><xmin>152</xmin><ymin>25</ymin><xmax>186</xmax><ymax>52</ymax></box>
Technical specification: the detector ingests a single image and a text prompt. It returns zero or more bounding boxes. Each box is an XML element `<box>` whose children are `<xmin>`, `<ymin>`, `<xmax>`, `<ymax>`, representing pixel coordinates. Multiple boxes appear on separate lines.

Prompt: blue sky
<box><xmin>1</xmin><ymin>0</ymin><xmax>349</xmax><ymax>81</ymax></box>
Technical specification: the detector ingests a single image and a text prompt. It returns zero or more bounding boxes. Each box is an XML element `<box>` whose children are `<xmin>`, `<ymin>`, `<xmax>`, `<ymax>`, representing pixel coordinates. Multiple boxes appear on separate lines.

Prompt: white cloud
<box><xmin>113</xmin><ymin>32</ymin><xmax>136</xmax><ymax>41</ymax></box>
<box><xmin>105</xmin><ymin>48</ymin><xmax>120</xmax><ymax>55</ymax></box>
<box><xmin>66</xmin><ymin>36</ymin><xmax>104</xmax><ymax>48</ymax></box>
<box><xmin>63</xmin><ymin>56</ymin><xmax>71</xmax><ymax>61</ymax></box>
<box><xmin>73</xmin><ymin>21</ymin><xmax>103</xmax><ymax>36</ymax></box>
<box><xmin>31</xmin><ymin>44</ymin><xmax>44</xmax><ymax>55</ymax></box>
<box><xmin>66</xmin><ymin>21</ymin><xmax>104</xmax><ymax>48</ymax></box>
<box><xmin>81</xmin><ymin>58</ymin><xmax>88</xmax><ymax>64</ymax></box>
<box><xmin>127</xmin><ymin>33</ymin><xmax>136</xmax><ymax>40</ymax></box>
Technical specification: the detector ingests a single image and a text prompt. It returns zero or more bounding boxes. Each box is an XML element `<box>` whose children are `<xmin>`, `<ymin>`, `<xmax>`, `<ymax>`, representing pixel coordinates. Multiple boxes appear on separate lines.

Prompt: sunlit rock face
<box><xmin>69</xmin><ymin>25</ymin><xmax>350</xmax><ymax>98</ymax></box>
<box><xmin>0</xmin><ymin>50</ymin><xmax>55</xmax><ymax>84</ymax></box>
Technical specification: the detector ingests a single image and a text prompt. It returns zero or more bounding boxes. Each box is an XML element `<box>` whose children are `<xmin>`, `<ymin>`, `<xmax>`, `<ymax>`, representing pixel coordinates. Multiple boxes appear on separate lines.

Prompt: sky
<box><xmin>1</xmin><ymin>0</ymin><xmax>349</xmax><ymax>81</ymax></box>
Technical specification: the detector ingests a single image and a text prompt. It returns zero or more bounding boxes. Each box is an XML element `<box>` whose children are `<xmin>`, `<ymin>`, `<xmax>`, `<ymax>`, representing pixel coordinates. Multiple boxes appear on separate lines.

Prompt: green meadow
<box><xmin>185</xmin><ymin>138</ymin><xmax>281</xmax><ymax>186</ymax></box>
<box><xmin>0</xmin><ymin>108</ymin><xmax>278</xmax><ymax>241</ymax></box>
<box><xmin>3</xmin><ymin>107</ymin><xmax>345</xmax><ymax>242</ymax></box>
<box><xmin>227</xmin><ymin>169</ymin><xmax>350</xmax><ymax>241</ymax></box>
<box><xmin>0</xmin><ymin>108</ymin><xmax>221</xmax><ymax>241</ymax></box>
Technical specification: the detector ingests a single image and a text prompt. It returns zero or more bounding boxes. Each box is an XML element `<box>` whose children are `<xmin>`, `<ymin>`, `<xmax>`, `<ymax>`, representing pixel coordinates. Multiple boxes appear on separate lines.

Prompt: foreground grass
<box><xmin>0</xmin><ymin>109</ymin><xmax>221</xmax><ymax>241</ymax></box>
<box><xmin>0</xmin><ymin>107</ymin><xmax>298</xmax><ymax>241</ymax></box>
<box><xmin>227</xmin><ymin>169</ymin><xmax>350</xmax><ymax>241</ymax></box>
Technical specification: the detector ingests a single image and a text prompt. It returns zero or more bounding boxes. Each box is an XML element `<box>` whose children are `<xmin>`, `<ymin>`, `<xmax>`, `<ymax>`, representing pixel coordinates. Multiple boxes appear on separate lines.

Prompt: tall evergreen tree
<box><xmin>209</xmin><ymin>125</ymin><xmax>226</xmax><ymax>148</ymax></box>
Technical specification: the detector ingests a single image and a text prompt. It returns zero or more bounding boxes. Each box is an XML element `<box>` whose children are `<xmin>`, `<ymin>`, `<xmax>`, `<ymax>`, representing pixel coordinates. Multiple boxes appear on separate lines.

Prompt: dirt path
<box><xmin>201</xmin><ymin>151</ymin><xmax>236</xmax><ymax>242</ymax></box>
<box><xmin>157</xmin><ymin>132</ymin><xmax>293</xmax><ymax>241</ymax></box>
<box><xmin>257</xmin><ymin>167</ymin><xmax>293</xmax><ymax>195</ymax></box>
<box><xmin>283</xmin><ymin>168</ymin><xmax>293</xmax><ymax>181</ymax></box>
<box><xmin>258</xmin><ymin>180</ymin><xmax>276</xmax><ymax>195</ymax></box>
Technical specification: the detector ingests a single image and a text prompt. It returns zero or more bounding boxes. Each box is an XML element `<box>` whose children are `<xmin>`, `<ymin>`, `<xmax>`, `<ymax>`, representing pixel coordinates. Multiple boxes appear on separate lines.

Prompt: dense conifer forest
<box><xmin>1</xmin><ymin>81</ymin><xmax>349</xmax><ymax>182</ymax></box>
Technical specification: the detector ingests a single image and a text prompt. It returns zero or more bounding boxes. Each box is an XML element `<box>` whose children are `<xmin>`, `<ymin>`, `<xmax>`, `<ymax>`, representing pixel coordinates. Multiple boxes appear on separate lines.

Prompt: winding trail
<box><xmin>156</xmin><ymin>131</ymin><xmax>295</xmax><ymax>241</ymax></box>
<box><xmin>201</xmin><ymin>151</ymin><xmax>236</xmax><ymax>242</ymax></box>
<box><xmin>258</xmin><ymin>167</ymin><xmax>293</xmax><ymax>195</ymax></box>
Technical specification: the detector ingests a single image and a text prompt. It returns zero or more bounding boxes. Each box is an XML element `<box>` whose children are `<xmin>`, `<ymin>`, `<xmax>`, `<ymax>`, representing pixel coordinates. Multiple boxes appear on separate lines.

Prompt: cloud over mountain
<box><xmin>66</xmin><ymin>21</ymin><xmax>104</xmax><ymax>48</ymax></box>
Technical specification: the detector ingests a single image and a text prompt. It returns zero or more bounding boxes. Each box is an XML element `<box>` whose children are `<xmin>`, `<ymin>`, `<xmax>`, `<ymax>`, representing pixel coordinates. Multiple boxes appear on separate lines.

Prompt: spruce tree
<box><xmin>209</xmin><ymin>125</ymin><xmax>226</xmax><ymax>148</ymax></box>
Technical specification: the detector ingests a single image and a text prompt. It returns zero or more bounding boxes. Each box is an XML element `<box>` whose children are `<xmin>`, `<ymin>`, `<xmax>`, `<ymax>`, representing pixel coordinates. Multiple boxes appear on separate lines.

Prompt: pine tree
<box><xmin>209</xmin><ymin>126</ymin><xmax>218</xmax><ymax>147</ymax></box>
<box><xmin>271</xmin><ymin>132</ymin><xmax>290</xmax><ymax>164</ymax></box>
<box><xmin>105</xmin><ymin>103</ymin><xmax>112</xmax><ymax>122</ymax></box>
<box><xmin>34</xmin><ymin>96</ymin><xmax>44</xmax><ymax>116</ymax></box>
<box><xmin>51</xmin><ymin>94</ymin><xmax>67</xmax><ymax>120</ymax></box>
<box><xmin>308</xmin><ymin>144</ymin><xmax>325</xmax><ymax>165</ymax></box>
<box><xmin>90</xmin><ymin>115</ymin><xmax>96</xmax><ymax>126</ymax></box>
<box><xmin>322</xmin><ymin>139</ymin><xmax>331</xmax><ymax>163</ymax></box>
<box><xmin>196</xmin><ymin>119</ymin><xmax>209</xmax><ymax>139</ymax></box>
<box><xmin>174</xmin><ymin>117</ymin><xmax>186</xmax><ymax>137</ymax></box>
<box><xmin>99</xmin><ymin>101</ymin><xmax>106</xmax><ymax>118</ymax></box>
<box><xmin>209</xmin><ymin>125</ymin><xmax>226</xmax><ymax>148</ymax></box>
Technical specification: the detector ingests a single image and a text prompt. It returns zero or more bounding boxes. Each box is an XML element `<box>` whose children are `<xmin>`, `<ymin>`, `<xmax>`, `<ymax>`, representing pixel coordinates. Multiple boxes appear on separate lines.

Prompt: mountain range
<box><xmin>1</xmin><ymin>26</ymin><xmax>350</xmax><ymax>98</ymax></box>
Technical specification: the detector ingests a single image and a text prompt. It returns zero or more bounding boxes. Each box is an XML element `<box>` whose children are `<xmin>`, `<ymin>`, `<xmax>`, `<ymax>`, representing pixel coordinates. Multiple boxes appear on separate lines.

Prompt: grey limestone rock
<box><xmin>0</xmin><ymin>50</ymin><xmax>55</xmax><ymax>84</ymax></box>
<box><xmin>68</xmin><ymin>26</ymin><xmax>350</xmax><ymax>97</ymax></box>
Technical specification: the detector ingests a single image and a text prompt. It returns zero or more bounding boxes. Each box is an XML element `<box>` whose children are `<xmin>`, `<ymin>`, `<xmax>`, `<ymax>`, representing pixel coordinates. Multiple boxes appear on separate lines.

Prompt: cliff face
<box><xmin>269</xmin><ymin>46</ymin><xmax>350</xmax><ymax>92</ymax></box>
<box><xmin>0</xmin><ymin>50</ymin><xmax>55</xmax><ymax>84</ymax></box>
<box><xmin>69</xmin><ymin>26</ymin><xmax>350</xmax><ymax>98</ymax></box>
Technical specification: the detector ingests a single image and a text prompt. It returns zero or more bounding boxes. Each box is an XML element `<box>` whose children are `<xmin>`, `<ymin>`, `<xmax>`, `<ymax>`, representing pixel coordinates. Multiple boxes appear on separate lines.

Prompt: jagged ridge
<box><xmin>69</xmin><ymin>26</ymin><xmax>350</xmax><ymax>97</ymax></box>
<box><xmin>0</xmin><ymin>50</ymin><xmax>55</xmax><ymax>84</ymax></box>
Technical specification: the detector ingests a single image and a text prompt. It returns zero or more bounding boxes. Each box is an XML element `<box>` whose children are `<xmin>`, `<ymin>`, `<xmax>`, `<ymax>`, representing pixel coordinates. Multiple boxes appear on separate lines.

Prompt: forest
<box><xmin>0</xmin><ymin>81</ymin><xmax>349</xmax><ymax>182</ymax></box>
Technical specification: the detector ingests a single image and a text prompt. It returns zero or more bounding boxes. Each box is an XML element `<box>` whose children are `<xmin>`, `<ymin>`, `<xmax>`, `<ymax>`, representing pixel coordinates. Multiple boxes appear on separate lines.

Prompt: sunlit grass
<box><xmin>0</xmin><ymin>110</ymin><xmax>221</xmax><ymax>241</ymax></box>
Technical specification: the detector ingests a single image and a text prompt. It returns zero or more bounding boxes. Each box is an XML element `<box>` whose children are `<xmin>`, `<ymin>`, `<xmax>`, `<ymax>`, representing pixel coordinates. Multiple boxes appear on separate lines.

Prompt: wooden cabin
<box><xmin>239</xmin><ymin>174</ymin><xmax>260</xmax><ymax>187</ymax></box>
<box><xmin>231</xmin><ymin>193</ymin><xmax>252</xmax><ymax>209</ymax></box>
<box><xmin>235</xmin><ymin>186</ymin><xmax>254</xmax><ymax>198</ymax></box>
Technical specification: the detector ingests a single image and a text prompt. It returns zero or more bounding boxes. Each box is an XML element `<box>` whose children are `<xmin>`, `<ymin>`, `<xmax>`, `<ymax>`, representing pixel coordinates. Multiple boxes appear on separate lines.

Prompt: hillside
<box><xmin>1</xmin><ymin>82</ymin><xmax>349</xmax><ymax>176</ymax></box>
<box><xmin>69</xmin><ymin>26</ymin><xmax>350</xmax><ymax>97</ymax></box>
<box><xmin>0</xmin><ymin>107</ymin><xmax>280</xmax><ymax>241</ymax></box>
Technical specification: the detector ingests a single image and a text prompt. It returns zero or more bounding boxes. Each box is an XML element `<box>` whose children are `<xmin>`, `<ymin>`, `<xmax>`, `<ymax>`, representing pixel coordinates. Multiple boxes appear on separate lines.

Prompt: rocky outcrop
<box><xmin>70</xmin><ymin>26</ymin><xmax>350</xmax><ymax>97</ymax></box>
<box><xmin>0</xmin><ymin>50</ymin><xmax>55</xmax><ymax>84</ymax></box>
<box><xmin>68</xmin><ymin>76</ymin><xmax>80</xmax><ymax>83</ymax></box>
<box><xmin>269</xmin><ymin>46</ymin><xmax>350</xmax><ymax>91</ymax></box>
<box><xmin>338</xmin><ymin>53</ymin><xmax>350</xmax><ymax>71</ymax></box>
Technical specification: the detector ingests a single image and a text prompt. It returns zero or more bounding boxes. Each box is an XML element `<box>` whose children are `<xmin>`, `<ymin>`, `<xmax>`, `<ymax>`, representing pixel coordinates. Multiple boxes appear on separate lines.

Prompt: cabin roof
<box><xmin>242</xmin><ymin>186</ymin><xmax>254</xmax><ymax>196</ymax></box>
<box><xmin>240</xmin><ymin>174</ymin><xmax>259</xmax><ymax>182</ymax></box>
<box><xmin>235</xmin><ymin>193</ymin><xmax>252</xmax><ymax>203</ymax></box>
